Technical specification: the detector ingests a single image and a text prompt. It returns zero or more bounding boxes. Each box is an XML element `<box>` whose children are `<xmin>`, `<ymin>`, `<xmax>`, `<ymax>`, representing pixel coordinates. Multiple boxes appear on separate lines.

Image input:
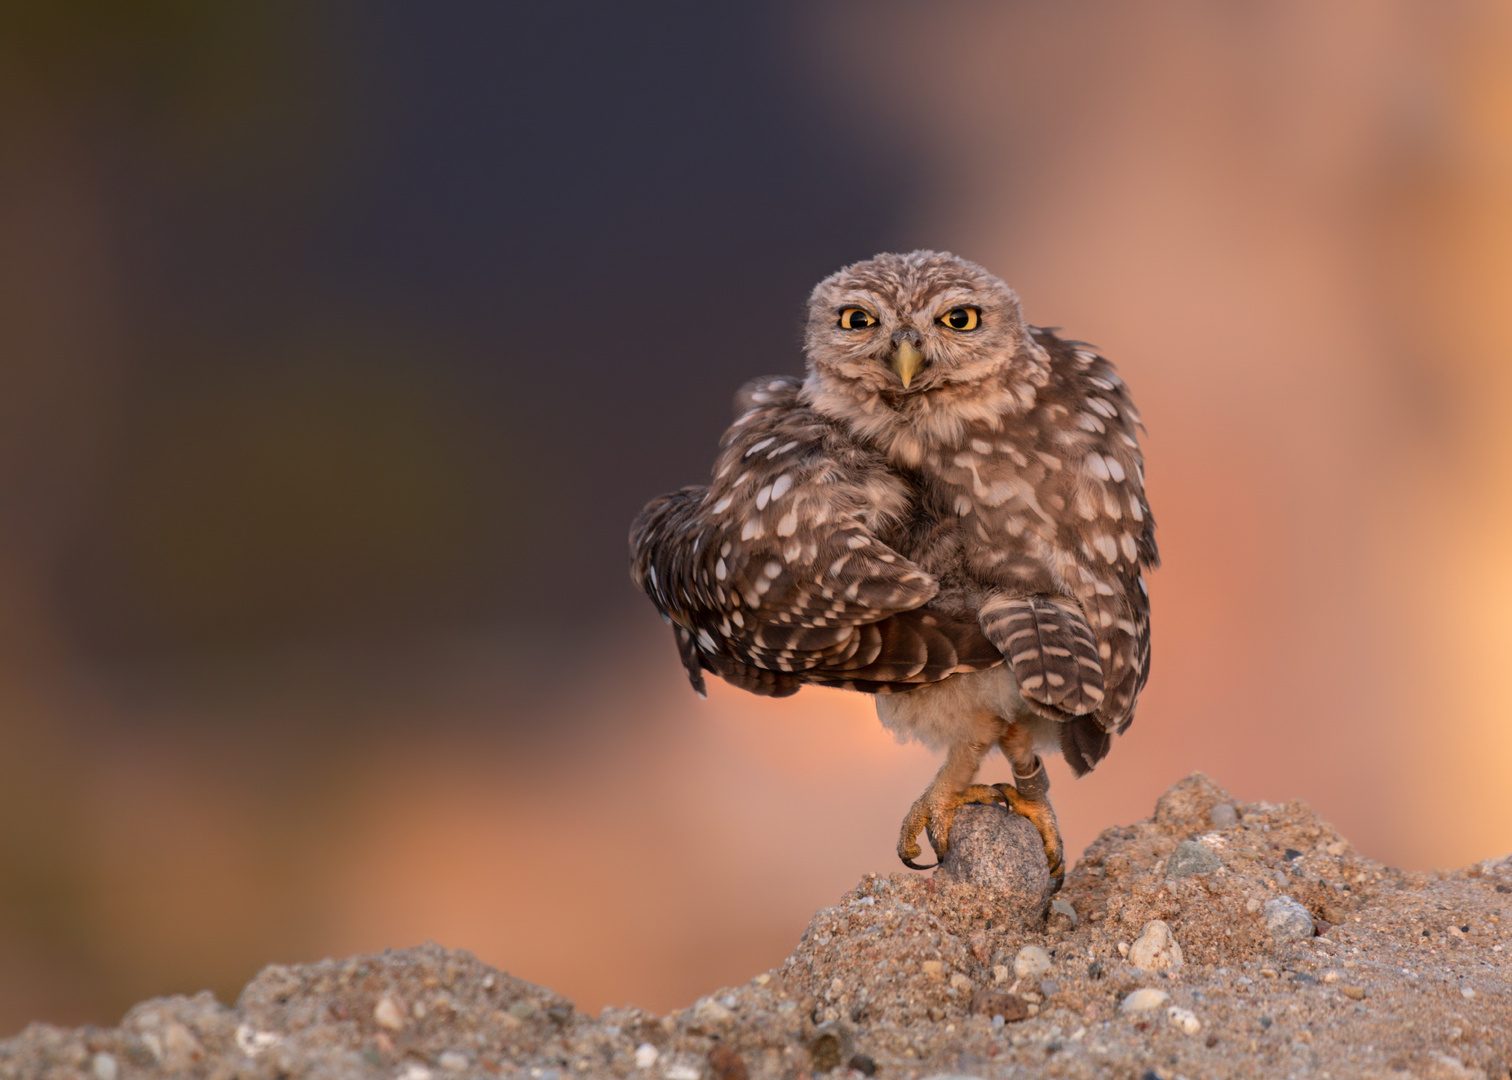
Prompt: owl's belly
<box><xmin>873</xmin><ymin>667</ymin><xmax>1062</xmax><ymax>756</ymax></box>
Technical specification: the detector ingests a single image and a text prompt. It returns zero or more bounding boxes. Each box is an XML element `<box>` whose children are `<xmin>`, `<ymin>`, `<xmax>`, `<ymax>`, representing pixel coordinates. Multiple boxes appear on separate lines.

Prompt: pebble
<box><xmin>1210</xmin><ymin>803</ymin><xmax>1238</xmax><ymax>829</ymax></box>
<box><xmin>1264</xmin><ymin>896</ymin><xmax>1315</xmax><ymax>941</ymax></box>
<box><xmin>921</xmin><ymin>960</ymin><xmax>945</xmax><ymax>981</ymax></box>
<box><xmin>1341</xmin><ymin>985</ymin><xmax>1367</xmax><ymax>1000</ymax></box>
<box><xmin>1039</xmin><ymin>979</ymin><xmax>1060</xmax><ymax>997</ymax></box>
<box><xmin>1168</xmin><ymin>840</ymin><xmax>1222</xmax><ymax>878</ymax></box>
<box><xmin>948</xmin><ymin>973</ymin><xmax>973</xmax><ymax>993</ymax></box>
<box><xmin>1129</xmin><ymin>920</ymin><xmax>1185</xmax><ymax>973</ymax></box>
<box><xmin>1167</xmin><ymin>1007</ymin><xmax>1201</xmax><ymax>1035</ymax></box>
<box><xmin>92</xmin><ymin>1053</ymin><xmax>118</xmax><ymax>1080</ymax></box>
<box><xmin>692</xmin><ymin>997</ymin><xmax>734</xmax><ymax>1027</ymax></box>
<box><xmin>1049</xmin><ymin>897</ymin><xmax>1079</xmax><ymax>927</ymax></box>
<box><xmin>666</xmin><ymin>1065</ymin><xmax>700</xmax><ymax>1080</ymax></box>
<box><xmin>635</xmin><ymin>1044</ymin><xmax>659</xmax><ymax>1069</ymax></box>
<box><xmin>1121</xmin><ymin>988</ymin><xmax>1171</xmax><ymax>1013</ymax></box>
<box><xmin>374</xmin><ymin>996</ymin><xmax>406</xmax><ymax>1031</ymax></box>
<box><xmin>1460</xmin><ymin>986</ymin><xmax>1476</xmax><ymax>999</ymax></box>
<box><xmin>992</xmin><ymin>965</ymin><xmax>1009</xmax><ymax>985</ymax></box>
<box><xmin>1014</xmin><ymin>946</ymin><xmax>1052</xmax><ymax>980</ymax></box>
<box><xmin>438</xmin><ymin>1051</ymin><xmax>469</xmax><ymax>1071</ymax></box>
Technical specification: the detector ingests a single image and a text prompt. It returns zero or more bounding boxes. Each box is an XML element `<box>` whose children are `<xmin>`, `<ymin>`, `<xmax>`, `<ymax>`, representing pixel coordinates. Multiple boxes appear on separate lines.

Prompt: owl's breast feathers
<box><xmin>629</xmin><ymin>329</ymin><xmax>1156</xmax><ymax>753</ymax></box>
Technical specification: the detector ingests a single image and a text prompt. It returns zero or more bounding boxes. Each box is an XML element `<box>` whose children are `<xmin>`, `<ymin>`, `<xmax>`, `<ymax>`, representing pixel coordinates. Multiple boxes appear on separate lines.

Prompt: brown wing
<box><xmin>978</xmin><ymin>594</ymin><xmax>1104</xmax><ymax>716</ymax></box>
<box><xmin>1030</xmin><ymin>329</ymin><xmax>1157</xmax><ymax>743</ymax></box>
<box><xmin>630</xmin><ymin>377</ymin><xmax>1002</xmax><ymax>697</ymax></box>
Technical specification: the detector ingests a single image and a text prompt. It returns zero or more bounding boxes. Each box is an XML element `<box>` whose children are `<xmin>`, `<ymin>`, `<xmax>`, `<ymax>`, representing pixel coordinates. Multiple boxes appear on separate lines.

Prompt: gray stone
<box><xmin>1049</xmin><ymin>896</ymin><xmax>1079</xmax><ymax>927</ymax></box>
<box><xmin>1209</xmin><ymin>802</ymin><xmax>1239</xmax><ymax>829</ymax></box>
<box><xmin>1263</xmin><ymin>895</ymin><xmax>1315</xmax><ymax>941</ymax></box>
<box><xmin>1168</xmin><ymin>839</ymin><xmax>1222</xmax><ymax>878</ymax></box>
<box><xmin>935</xmin><ymin>804</ymin><xmax>1052</xmax><ymax>924</ymax></box>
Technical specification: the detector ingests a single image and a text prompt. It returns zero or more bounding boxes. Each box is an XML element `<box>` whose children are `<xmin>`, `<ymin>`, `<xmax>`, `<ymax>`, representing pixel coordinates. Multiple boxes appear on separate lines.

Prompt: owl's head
<box><xmin>801</xmin><ymin>252</ymin><xmax>1046</xmax><ymax>451</ymax></box>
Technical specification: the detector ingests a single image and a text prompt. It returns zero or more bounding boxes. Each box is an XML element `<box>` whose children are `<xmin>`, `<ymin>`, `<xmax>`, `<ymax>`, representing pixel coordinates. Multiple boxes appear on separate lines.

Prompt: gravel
<box><xmin>1263</xmin><ymin>894</ymin><xmax>1317</xmax><ymax>941</ymax></box>
<box><xmin>1167</xmin><ymin>838</ymin><xmax>1223</xmax><ymax>878</ymax></box>
<box><xmin>3</xmin><ymin>772</ymin><xmax>1509</xmax><ymax>1080</ymax></box>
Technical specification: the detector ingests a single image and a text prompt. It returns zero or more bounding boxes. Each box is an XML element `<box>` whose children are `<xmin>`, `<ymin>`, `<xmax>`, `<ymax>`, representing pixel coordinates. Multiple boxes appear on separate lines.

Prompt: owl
<box><xmin>630</xmin><ymin>251</ymin><xmax>1156</xmax><ymax>889</ymax></box>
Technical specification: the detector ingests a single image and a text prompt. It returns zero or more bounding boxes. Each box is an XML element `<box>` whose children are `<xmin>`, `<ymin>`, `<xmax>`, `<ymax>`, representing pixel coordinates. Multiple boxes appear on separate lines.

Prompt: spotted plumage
<box><xmin>630</xmin><ymin>251</ymin><xmax>1157</xmax><ymax>879</ymax></box>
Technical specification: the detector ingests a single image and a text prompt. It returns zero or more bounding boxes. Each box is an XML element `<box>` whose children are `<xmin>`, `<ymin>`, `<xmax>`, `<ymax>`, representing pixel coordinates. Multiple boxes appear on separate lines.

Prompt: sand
<box><xmin>3</xmin><ymin>774</ymin><xmax>1507</xmax><ymax>1080</ymax></box>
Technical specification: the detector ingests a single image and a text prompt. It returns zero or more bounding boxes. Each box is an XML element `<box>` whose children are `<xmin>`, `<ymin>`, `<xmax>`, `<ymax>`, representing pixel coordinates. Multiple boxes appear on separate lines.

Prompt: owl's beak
<box><xmin>891</xmin><ymin>340</ymin><xmax>925</xmax><ymax>389</ymax></box>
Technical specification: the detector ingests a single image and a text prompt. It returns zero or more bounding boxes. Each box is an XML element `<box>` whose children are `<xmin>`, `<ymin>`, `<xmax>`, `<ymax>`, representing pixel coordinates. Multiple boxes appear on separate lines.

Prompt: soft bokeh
<box><xmin>1</xmin><ymin>0</ymin><xmax>1510</xmax><ymax>1035</ymax></box>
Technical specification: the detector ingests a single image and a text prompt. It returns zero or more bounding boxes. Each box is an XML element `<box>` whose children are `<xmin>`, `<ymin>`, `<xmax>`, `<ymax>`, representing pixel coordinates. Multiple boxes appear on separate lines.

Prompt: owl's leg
<box><xmin>896</xmin><ymin>736</ymin><xmax>1001</xmax><ymax>870</ymax></box>
<box><xmin>995</xmin><ymin>723</ymin><xmax>1065</xmax><ymax>892</ymax></box>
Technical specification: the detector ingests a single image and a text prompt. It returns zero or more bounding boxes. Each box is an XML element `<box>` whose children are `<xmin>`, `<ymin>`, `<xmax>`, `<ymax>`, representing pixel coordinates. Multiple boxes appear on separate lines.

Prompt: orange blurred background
<box><xmin>2</xmin><ymin>0</ymin><xmax>1511</xmax><ymax>1036</ymax></box>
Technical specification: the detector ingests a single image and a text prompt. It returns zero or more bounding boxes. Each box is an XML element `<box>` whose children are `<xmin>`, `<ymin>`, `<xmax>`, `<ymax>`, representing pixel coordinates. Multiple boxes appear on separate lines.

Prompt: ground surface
<box><xmin>3</xmin><ymin>775</ymin><xmax>1508</xmax><ymax>1080</ymax></box>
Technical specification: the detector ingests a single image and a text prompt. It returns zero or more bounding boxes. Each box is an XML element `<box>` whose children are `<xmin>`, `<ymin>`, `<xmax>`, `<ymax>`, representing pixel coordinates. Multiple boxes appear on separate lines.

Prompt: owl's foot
<box><xmin>896</xmin><ymin>783</ymin><xmax>1004</xmax><ymax>870</ymax></box>
<box><xmin>994</xmin><ymin>758</ymin><xmax>1064</xmax><ymax>892</ymax></box>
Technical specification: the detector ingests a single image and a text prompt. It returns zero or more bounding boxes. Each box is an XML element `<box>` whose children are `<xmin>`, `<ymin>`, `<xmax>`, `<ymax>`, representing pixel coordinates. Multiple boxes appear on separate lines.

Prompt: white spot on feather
<box><xmin>1086</xmin><ymin>454</ymin><xmax>1112</xmax><ymax>481</ymax></box>
<box><xmin>777</xmin><ymin>511</ymin><xmax>799</xmax><ymax>536</ymax></box>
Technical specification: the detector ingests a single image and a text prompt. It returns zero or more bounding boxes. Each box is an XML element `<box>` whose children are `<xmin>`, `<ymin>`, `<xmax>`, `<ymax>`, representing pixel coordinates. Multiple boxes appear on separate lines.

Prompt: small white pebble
<box><xmin>1460</xmin><ymin>986</ymin><xmax>1476</xmax><ymax>999</ymax></box>
<box><xmin>92</xmin><ymin>1053</ymin><xmax>118</xmax><ymax>1080</ymax></box>
<box><xmin>992</xmin><ymin>965</ymin><xmax>1009</xmax><ymax>985</ymax></box>
<box><xmin>1245</xmin><ymin>898</ymin><xmax>1262</xmax><ymax>913</ymax></box>
<box><xmin>400</xmin><ymin>1066</ymin><xmax>433</xmax><ymax>1080</ymax></box>
<box><xmin>666</xmin><ymin>1066</ymin><xmax>701</xmax><ymax>1080</ymax></box>
<box><xmin>1121</xmin><ymin>988</ymin><xmax>1170</xmax><ymax>1013</ymax></box>
<box><xmin>1322</xmin><ymin>970</ymin><xmax>1340</xmax><ymax>983</ymax></box>
<box><xmin>439</xmin><ymin>1051</ymin><xmax>469</xmax><ymax>1072</ymax></box>
<box><xmin>949</xmin><ymin>973</ymin><xmax>973</xmax><ymax>992</ymax></box>
<box><xmin>1116</xmin><ymin>942</ymin><xmax>1130</xmax><ymax>958</ymax></box>
<box><xmin>1167</xmin><ymin>1006</ymin><xmax>1201</xmax><ymax>1035</ymax></box>
<box><xmin>635</xmin><ymin>1044</ymin><xmax>659</xmax><ymax>1069</ymax></box>
<box><xmin>1014</xmin><ymin>945</ymin><xmax>1052</xmax><ymax>979</ymax></box>
<box><xmin>753</xmin><ymin>973</ymin><xmax>771</xmax><ymax>986</ymax></box>
<box><xmin>374</xmin><ymin>996</ymin><xmax>406</xmax><ymax>1031</ymax></box>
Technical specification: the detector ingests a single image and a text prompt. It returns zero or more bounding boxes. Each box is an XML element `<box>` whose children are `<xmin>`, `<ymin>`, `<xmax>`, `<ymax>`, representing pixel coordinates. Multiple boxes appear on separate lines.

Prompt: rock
<box><xmin>806</xmin><ymin>1022</ymin><xmax>852</xmax><ymax>1073</ymax></box>
<box><xmin>934</xmin><ymin>804</ymin><xmax>1052</xmax><ymax>922</ymax></box>
<box><xmin>375</xmin><ymin>996</ymin><xmax>407</xmax><ymax>1031</ymax></box>
<box><xmin>1167</xmin><ymin>1006</ymin><xmax>1201</xmax><ymax>1035</ymax></box>
<box><xmin>947</xmin><ymin>973</ymin><xmax>972</xmax><ymax>992</ymax></box>
<box><xmin>1128</xmin><ymin>920</ymin><xmax>1184</xmax><ymax>973</ymax></box>
<box><xmin>91</xmin><ymin>1053</ymin><xmax>118</xmax><ymax>1080</ymax></box>
<box><xmin>1121</xmin><ymin>988</ymin><xmax>1171</xmax><ymax>1013</ymax></box>
<box><xmin>1013</xmin><ymin>945</ymin><xmax>1052</xmax><ymax>980</ymax></box>
<box><xmin>1168</xmin><ymin>839</ymin><xmax>1222</xmax><ymax>878</ymax></box>
<box><xmin>634</xmin><ymin>1043</ymin><xmax>659</xmax><ymax>1068</ymax></box>
<box><xmin>1153</xmin><ymin>773</ymin><xmax>1236</xmax><ymax>837</ymax></box>
<box><xmin>1263</xmin><ymin>896</ymin><xmax>1315</xmax><ymax>941</ymax></box>
<box><xmin>968</xmin><ymin>988</ymin><xmax>1029</xmax><ymax>1022</ymax></box>
<box><xmin>1039</xmin><ymin>979</ymin><xmax>1059</xmax><ymax>997</ymax></box>
<box><xmin>1209</xmin><ymin>802</ymin><xmax>1239</xmax><ymax>829</ymax></box>
<box><xmin>438</xmin><ymin>1051</ymin><xmax>469</xmax><ymax>1071</ymax></box>
<box><xmin>1341</xmin><ymin>985</ymin><xmax>1367</xmax><ymax>1000</ymax></box>
<box><xmin>1049</xmin><ymin>896</ymin><xmax>1079</xmax><ymax>927</ymax></box>
<box><xmin>708</xmin><ymin>1043</ymin><xmax>749</xmax><ymax>1080</ymax></box>
<box><xmin>692</xmin><ymin>996</ymin><xmax>734</xmax><ymax>1028</ymax></box>
<box><xmin>920</xmin><ymin>959</ymin><xmax>945</xmax><ymax>982</ymax></box>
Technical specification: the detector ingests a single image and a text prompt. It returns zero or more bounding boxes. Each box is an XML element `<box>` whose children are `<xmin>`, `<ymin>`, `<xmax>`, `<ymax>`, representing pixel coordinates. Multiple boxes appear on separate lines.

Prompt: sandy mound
<box><xmin>3</xmin><ymin>775</ymin><xmax>1508</xmax><ymax>1080</ymax></box>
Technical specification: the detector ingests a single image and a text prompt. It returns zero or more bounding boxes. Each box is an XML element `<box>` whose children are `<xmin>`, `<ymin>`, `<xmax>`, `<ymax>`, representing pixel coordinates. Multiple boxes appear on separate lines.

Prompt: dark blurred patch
<box><xmin>60</xmin><ymin>343</ymin><xmax>531</xmax><ymax>658</ymax></box>
<box><xmin>21</xmin><ymin>0</ymin><xmax>915</xmax><ymax>667</ymax></box>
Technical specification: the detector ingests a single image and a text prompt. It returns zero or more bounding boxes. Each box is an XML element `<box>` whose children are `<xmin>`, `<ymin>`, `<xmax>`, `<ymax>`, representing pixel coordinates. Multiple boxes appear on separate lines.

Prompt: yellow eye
<box><xmin>838</xmin><ymin>308</ymin><xmax>878</xmax><ymax>330</ymax></box>
<box><xmin>939</xmin><ymin>307</ymin><xmax>980</xmax><ymax>331</ymax></box>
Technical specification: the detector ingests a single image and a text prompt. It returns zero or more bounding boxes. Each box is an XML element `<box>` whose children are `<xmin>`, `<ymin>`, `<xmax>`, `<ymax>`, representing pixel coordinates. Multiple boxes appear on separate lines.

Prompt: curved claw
<box><xmin>897</xmin><ymin>783</ymin><xmax>1006</xmax><ymax>871</ymax></box>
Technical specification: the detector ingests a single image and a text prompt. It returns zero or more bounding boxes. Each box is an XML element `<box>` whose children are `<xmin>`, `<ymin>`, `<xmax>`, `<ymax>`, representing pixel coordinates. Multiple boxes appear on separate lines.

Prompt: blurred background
<box><xmin>1</xmin><ymin>0</ymin><xmax>1510</xmax><ymax>1035</ymax></box>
